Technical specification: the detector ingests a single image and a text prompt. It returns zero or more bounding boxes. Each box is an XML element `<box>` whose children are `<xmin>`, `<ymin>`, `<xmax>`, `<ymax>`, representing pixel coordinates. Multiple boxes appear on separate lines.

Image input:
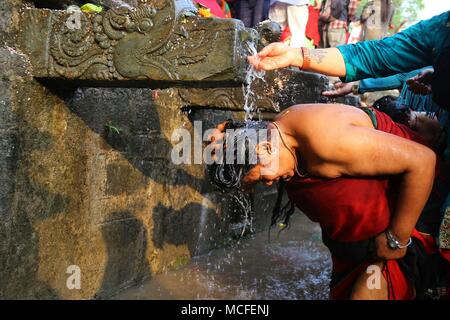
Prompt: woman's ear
<box><xmin>256</xmin><ymin>141</ymin><xmax>275</xmax><ymax>156</ymax></box>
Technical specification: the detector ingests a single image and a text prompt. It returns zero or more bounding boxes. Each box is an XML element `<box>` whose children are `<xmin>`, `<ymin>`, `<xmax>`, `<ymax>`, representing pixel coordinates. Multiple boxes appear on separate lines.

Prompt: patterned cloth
<box><xmin>441</xmin><ymin>201</ymin><xmax>450</xmax><ymax>250</ymax></box>
<box><xmin>321</xmin><ymin>0</ymin><xmax>359</xmax><ymax>30</ymax></box>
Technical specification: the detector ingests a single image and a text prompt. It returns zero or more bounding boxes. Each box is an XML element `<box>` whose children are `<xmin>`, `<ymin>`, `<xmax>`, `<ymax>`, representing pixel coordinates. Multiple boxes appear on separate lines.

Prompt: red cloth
<box><xmin>280</xmin><ymin>26</ymin><xmax>291</xmax><ymax>43</ymax></box>
<box><xmin>287</xmin><ymin>111</ymin><xmax>428</xmax><ymax>242</ymax></box>
<box><xmin>286</xmin><ymin>109</ymin><xmax>448</xmax><ymax>299</ymax></box>
<box><xmin>305</xmin><ymin>6</ymin><xmax>321</xmax><ymax>47</ymax></box>
<box><xmin>194</xmin><ymin>0</ymin><xmax>225</xmax><ymax>17</ymax></box>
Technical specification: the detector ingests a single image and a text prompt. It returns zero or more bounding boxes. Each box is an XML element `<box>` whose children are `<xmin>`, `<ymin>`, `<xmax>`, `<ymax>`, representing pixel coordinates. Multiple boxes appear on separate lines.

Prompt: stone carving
<box><xmin>256</xmin><ymin>20</ymin><xmax>282</xmax><ymax>50</ymax></box>
<box><xmin>178</xmin><ymin>88</ymin><xmax>243</xmax><ymax>110</ymax></box>
<box><xmin>41</xmin><ymin>0</ymin><xmax>248</xmax><ymax>82</ymax></box>
<box><xmin>177</xmin><ymin>86</ymin><xmax>279</xmax><ymax>112</ymax></box>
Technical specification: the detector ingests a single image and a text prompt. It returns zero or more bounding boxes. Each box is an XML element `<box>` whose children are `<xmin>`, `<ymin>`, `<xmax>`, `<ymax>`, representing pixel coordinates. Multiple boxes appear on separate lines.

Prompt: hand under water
<box><xmin>322</xmin><ymin>81</ymin><xmax>355</xmax><ymax>97</ymax></box>
<box><xmin>206</xmin><ymin>121</ymin><xmax>228</xmax><ymax>161</ymax></box>
<box><xmin>247</xmin><ymin>42</ymin><xmax>303</xmax><ymax>71</ymax></box>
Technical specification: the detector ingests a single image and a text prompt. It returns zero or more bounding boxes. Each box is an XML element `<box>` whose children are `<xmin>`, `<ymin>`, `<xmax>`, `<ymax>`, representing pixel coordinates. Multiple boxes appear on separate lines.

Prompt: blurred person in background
<box><xmin>269</xmin><ymin>0</ymin><xmax>310</xmax><ymax>47</ymax></box>
<box><xmin>360</xmin><ymin>0</ymin><xmax>395</xmax><ymax>40</ymax></box>
<box><xmin>228</xmin><ymin>0</ymin><xmax>268</xmax><ymax>27</ymax></box>
<box><xmin>319</xmin><ymin>0</ymin><xmax>360</xmax><ymax>47</ymax></box>
<box><xmin>305</xmin><ymin>0</ymin><xmax>323</xmax><ymax>48</ymax></box>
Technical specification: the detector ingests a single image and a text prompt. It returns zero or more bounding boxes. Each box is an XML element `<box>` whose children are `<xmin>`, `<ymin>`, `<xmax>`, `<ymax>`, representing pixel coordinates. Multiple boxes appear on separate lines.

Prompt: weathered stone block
<box><xmin>20</xmin><ymin>0</ymin><xmax>251</xmax><ymax>86</ymax></box>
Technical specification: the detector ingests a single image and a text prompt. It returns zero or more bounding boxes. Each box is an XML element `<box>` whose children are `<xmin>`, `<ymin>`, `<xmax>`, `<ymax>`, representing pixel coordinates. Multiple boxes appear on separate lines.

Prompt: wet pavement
<box><xmin>115</xmin><ymin>213</ymin><xmax>332</xmax><ymax>300</ymax></box>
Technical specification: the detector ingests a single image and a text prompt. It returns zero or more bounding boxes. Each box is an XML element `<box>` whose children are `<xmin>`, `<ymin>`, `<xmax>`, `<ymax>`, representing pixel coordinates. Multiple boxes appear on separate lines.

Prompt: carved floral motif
<box><xmin>49</xmin><ymin>0</ymin><xmax>223</xmax><ymax>81</ymax></box>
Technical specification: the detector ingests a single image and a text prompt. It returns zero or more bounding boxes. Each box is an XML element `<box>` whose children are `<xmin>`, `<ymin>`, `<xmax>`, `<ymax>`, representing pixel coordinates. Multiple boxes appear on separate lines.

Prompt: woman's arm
<box><xmin>248</xmin><ymin>43</ymin><xmax>347</xmax><ymax>77</ymax></box>
<box><xmin>309</xmin><ymin>113</ymin><xmax>436</xmax><ymax>258</ymax></box>
<box><xmin>248</xmin><ymin>12</ymin><xmax>448</xmax><ymax>81</ymax></box>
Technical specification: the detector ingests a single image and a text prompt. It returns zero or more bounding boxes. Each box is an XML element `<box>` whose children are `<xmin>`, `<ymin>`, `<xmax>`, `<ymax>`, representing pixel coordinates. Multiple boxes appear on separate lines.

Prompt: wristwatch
<box><xmin>385</xmin><ymin>230</ymin><xmax>412</xmax><ymax>250</ymax></box>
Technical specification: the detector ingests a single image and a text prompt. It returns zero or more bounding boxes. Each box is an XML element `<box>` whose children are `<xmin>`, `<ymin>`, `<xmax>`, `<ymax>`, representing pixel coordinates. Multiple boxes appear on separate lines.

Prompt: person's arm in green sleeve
<box><xmin>358</xmin><ymin>67</ymin><xmax>432</xmax><ymax>93</ymax></box>
<box><xmin>248</xmin><ymin>12</ymin><xmax>448</xmax><ymax>82</ymax></box>
<box><xmin>337</xmin><ymin>12</ymin><xmax>448</xmax><ymax>82</ymax></box>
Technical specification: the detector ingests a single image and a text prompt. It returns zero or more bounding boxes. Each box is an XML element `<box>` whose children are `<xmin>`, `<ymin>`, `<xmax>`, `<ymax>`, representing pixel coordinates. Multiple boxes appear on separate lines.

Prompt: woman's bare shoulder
<box><xmin>278</xmin><ymin>103</ymin><xmax>370</xmax><ymax>129</ymax></box>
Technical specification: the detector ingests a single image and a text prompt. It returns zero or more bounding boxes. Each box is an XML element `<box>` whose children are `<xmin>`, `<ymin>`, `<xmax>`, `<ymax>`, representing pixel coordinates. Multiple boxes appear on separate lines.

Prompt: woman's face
<box><xmin>242</xmin><ymin>138</ymin><xmax>296</xmax><ymax>187</ymax></box>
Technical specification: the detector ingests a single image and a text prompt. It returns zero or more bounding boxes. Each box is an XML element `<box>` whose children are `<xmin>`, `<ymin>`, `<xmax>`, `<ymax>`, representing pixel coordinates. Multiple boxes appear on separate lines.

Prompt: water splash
<box><xmin>195</xmin><ymin>195</ymin><xmax>213</xmax><ymax>254</ymax></box>
<box><xmin>114</xmin><ymin>214</ymin><xmax>331</xmax><ymax>300</ymax></box>
<box><xmin>243</xmin><ymin>42</ymin><xmax>266</xmax><ymax>121</ymax></box>
<box><xmin>229</xmin><ymin>191</ymin><xmax>253</xmax><ymax>239</ymax></box>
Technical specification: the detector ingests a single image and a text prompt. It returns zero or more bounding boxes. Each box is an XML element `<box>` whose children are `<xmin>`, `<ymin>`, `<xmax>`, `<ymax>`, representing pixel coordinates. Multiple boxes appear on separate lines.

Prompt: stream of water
<box><xmin>114</xmin><ymin>38</ymin><xmax>331</xmax><ymax>301</ymax></box>
<box><xmin>115</xmin><ymin>214</ymin><xmax>331</xmax><ymax>300</ymax></box>
<box><xmin>243</xmin><ymin>42</ymin><xmax>266</xmax><ymax>121</ymax></box>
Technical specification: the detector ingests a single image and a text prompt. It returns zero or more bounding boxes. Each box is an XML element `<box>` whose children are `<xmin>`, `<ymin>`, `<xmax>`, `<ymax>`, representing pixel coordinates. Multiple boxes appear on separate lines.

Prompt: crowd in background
<box><xmin>193</xmin><ymin>0</ymin><xmax>399</xmax><ymax>48</ymax></box>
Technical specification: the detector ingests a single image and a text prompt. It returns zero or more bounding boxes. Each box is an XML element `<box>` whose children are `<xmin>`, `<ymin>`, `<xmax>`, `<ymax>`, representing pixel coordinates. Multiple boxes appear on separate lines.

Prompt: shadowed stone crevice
<box><xmin>95</xmin><ymin>211</ymin><xmax>150</xmax><ymax>299</ymax></box>
<box><xmin>152</xmin><ymin>201</ymin><xmax>232</xmax><ymax>256</ymax></box>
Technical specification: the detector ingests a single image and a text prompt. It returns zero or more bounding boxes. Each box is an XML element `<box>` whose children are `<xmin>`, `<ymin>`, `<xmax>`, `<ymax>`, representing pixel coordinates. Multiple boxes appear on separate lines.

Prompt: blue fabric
<box><xmin>358</xmin><ymin>68</ymin><xmax>429</xmax><ymax>93</ymax></box>
<box><xmin>337</xmin><ymin>11</ymin><xmax>450</xmax><ymax>83</ymax></box>
<box><xmin>358</xmin><ymin>67</ymin><xmax>447</xmax><ymax>121</ymax></box>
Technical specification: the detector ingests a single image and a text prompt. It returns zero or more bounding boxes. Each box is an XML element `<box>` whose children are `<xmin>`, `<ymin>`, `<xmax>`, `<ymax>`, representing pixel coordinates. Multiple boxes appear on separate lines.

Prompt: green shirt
<box><xmin>337</xmin><ymin>11</ymin><xmax>450</xmax><ymax>83</ymax></box>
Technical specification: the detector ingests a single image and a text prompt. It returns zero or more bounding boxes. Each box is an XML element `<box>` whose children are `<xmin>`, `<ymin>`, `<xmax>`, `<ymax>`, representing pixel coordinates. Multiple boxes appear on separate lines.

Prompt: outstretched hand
<box><xmin>247</xmin><ymin>42</ymin><xmax>303</xmax><ymax>71</ymax></box>
<box><xmin>322</xmin><ymin>81</ymin><xmax>354</xmax><ymax>97</ymax></box>
<box><xmin>406</xmin><ymin>69</ymin><xmax>434</xmax><ymax>95</ymax></box>
<box><xmin>206</xmin><ymin>121</ymin><xmax>228</xmax><ymax>161</ymax></box>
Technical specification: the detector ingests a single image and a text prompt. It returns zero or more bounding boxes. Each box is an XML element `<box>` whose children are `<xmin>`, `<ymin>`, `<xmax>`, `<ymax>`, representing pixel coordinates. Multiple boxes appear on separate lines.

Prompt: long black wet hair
<box><xmin>208</xmin><ymin>120</ymin><xmax>296</xmax><ymax>233</ymax></box>
<box><xmin>372</xmin><ymin>95</ymin><xmax>411</xmax><ymax>126</ymax></box>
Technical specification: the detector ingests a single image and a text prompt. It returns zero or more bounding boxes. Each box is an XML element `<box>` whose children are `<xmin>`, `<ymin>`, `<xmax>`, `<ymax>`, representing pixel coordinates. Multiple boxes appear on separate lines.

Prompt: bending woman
<box><xmin>208</xmin><ymin>103</ymin><xmax>449</xmax><ymax>299</ymax></box>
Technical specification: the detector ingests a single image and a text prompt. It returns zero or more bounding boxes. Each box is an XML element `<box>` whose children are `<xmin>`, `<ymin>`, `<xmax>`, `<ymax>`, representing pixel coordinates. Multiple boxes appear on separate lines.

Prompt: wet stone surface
<box><xmin>115</xmin><ymin>213</ymin><xmax>332</xmax><ymax>300</ymax></box>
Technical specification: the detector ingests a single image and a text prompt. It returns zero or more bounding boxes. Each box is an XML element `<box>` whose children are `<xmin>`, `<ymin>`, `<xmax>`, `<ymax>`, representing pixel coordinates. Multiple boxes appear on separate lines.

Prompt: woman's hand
<box><xmin>247</xmin><ymin>42</ymin><xmax>303</xmax><ymax>71</ymax></box>
<box><xmin>322</xmin><ymin>81</ymin><xmax>355</xmax><ymax>97</ymax></box>
<box><xmin>406</xmin><ymin>69</ymin><xmax>434</xmax><ymax>95</ymax></box>
<box><xmin>374</xmin><ymin>232</ymin><xmax>407</xmax><ymax>260</ymax></box>
<box><xmin>206</xmin><ymin>121</ymin><xmax>228</xmax><ymax>161</ymax></box>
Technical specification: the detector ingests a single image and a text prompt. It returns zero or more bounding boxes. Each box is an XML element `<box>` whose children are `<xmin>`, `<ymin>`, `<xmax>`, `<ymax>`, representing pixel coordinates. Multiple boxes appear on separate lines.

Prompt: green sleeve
<box><xmin>337</xmin><ymin>11</ymin><xmax>449</xmax><ymax>83</ymax></box>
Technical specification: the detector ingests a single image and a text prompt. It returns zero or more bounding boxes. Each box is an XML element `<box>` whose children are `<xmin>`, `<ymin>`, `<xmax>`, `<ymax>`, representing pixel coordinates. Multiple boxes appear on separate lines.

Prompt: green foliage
<box><xmin>393</xmin><ymin>0</ymin><xmax>424</xmax><ymax>25</ymax></box>
<box><xmin>104</xmin><ymin>124</ymin><xmax>121</xmax><ymax>135</ymax></box>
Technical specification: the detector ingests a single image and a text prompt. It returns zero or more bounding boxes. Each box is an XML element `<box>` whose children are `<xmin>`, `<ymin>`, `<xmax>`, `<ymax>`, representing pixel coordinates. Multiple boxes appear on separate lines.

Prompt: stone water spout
<box><xmin>20</xmin><ymin>0</ymin><xmax>346</xmax><ymax>112</ymax></box>
<box><xmin>21</xmin><ymin>0</ymin><xmax>254</xmax><ymax>86</ymax></box>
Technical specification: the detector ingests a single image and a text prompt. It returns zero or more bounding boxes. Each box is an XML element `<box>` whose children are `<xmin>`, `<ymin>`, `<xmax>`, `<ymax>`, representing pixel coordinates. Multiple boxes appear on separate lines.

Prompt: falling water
<box><xmin>230</xmin><ymin>191</ymin><xmax>253</xmax><ymax>239</ymax></box>
<box><xmin>243</xmin><ymin>42</ymin><xmax>266</xmax><ymax>121</ymax></box>
<box><xmin>195</xmin><ymin>195</ymin><xmax>214</xmax><ymax>255</ymax></box>
<box><xmin>114</xmin><ymin>214</ymin><xmax>331</xmax><ymax>300</ymax></box>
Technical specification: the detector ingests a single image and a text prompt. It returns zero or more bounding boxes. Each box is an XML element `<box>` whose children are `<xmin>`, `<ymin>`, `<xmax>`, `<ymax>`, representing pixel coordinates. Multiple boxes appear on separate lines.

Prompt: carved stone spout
<box><xmin>20</xmin><ymin>0</ymin><xmax>253</xmax><ymax>86</ymax></box>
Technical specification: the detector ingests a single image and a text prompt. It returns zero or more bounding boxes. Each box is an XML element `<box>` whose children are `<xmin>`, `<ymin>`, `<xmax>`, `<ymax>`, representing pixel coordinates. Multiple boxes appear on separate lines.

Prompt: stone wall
<box><xmin>0</xmin><ymin>0</ymin><xmax>340</xmax><ymax>299</ymax></box>
<box><xmin>0</xmin><ymin>0</ymin><xmax>280</xmax><ymax>299</ymax></box>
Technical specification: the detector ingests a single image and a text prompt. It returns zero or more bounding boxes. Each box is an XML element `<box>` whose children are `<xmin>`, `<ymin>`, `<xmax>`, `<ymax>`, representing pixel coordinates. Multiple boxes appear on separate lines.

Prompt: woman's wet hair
<box><xmin>373</xmin><ymin>95</ymin><xmax>411</xmax><ymax>125</ymax></box>
<box><xmin>208</xmin><ymin>120</ymin><xmax>296</xmax><ymax>235</ymax></box>
<box><xmin>209</xmin><ymin>120</ymin><xmax>269</xmax><ymax>190</ymax></box>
